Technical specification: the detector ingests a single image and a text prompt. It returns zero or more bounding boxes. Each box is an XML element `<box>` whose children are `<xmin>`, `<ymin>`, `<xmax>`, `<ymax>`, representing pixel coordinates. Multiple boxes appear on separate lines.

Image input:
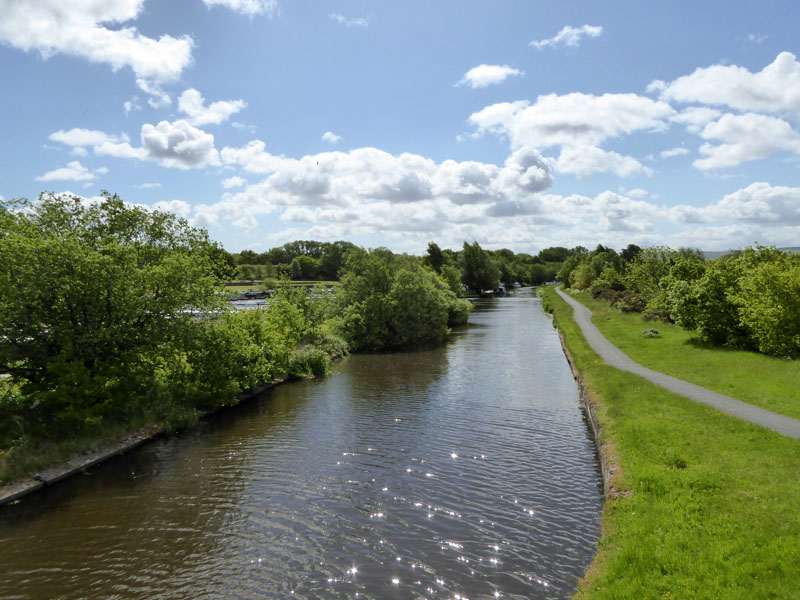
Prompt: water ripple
<box><xmin>0</xmin><ymin>289</ymin><xmax>602</xmax><ymax>600</ymax></box>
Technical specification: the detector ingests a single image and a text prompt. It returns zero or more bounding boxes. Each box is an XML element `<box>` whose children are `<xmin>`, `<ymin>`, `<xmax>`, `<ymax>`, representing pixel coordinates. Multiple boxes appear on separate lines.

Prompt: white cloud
<box><xmin>222</xmin><ymin>176</ymin><xmax>246</xmax><ymax>188</ymax></box>
<box><xmin>152</xmin><ymin>199</ymin><xmax>192</xmax><ymax>218</ymax></box>
<box><xmin>693</xmin><ymin>113</ymin><xmax>800</xmax><ymax>170</ymax></box>
<box><xmin>653</xmin><ymin>52</ymin><xmax>800</xmax><ymax>117</ymax></box>
<box><xmin>134</xmin><ymin>182</ymin><xmax>162</xmax><ymax>189</ymax></box>
<box><xmin>329</xmin><ymin>13</ymin><xmax>369</xmax><ymax>27</ymax></box>
<box><xmin>467</xmin><ymin>92</ymin><xmax>672</xmax><ymax>176</ymax></box>
<box><xmin>671</xmin><ymin>182</ymin><xmax>800</xmax><ymax>226</ymax></box>
<box><xmin>530</xmin><ymin>25</ymin><xmax>603</xmax><ymax>50</ymax></box>
<box><xmin>49</xmin><ymin>121</ymin><xmax>221</xmax><ymax>170</ymax></box>
<box><xmin>0</xmin><ymin>1</ymin><xmax>193</xmax><ymax>102</ymax></box>
<box><xmin>322</xmin><ymin>131</ymin><xmax>342</xmax><ymax>144</ymax></box>
<box><xmin>456</xmin><ymin>64</ymin><xmax>524</xmax><ymax>88</ymax></box>
<box><xmin>139</xmin><ymin>120</ymin><xmax>221</xmax><ymax>169</ymax></box>
<box><xmin>124</xmin><ymin>97</ymin><xmax>141</xmax><ymax>115</ymax></box>
<box><xmin>661</xmin><ymin>147</ymin><xmax>689</xmax><ymax>158</ymax></box>
<box><xmin>204</xmin><ymin>143</ymin><xmax>558</xmax><ymax>235</ymax></box>
<box><xmin>623</xmin><ymin>188</ymin><xmax>649</xmax><ymax>198</ymax></box>
<box><xmin>556</xmin><ymin>146</ymin><xmax>652</xmax><ymax>178</ymax></box>
<box><xmin>49</xmin><ymin>128</ymin><xmax>126</xmax><ymax>148</ymax></box>
<box><xmin>202</xmin><ymin>0</ymin><xmax>278</xmax><ymax>16</ymax></box>
<box><xmin>35</xmin><ymin>161</ymin><xmax>106</xmax><ymax>182</ymax></box>
<box><xmin>178</xmin><ymin>88</ymin><xmax>247</xmax><ymax>126</ymax></box>
<box><xmin>469</xmin><ymin>93</ymin><xmax>674</xmax><ymax>149</ymax></box>
<box><xmin>670</xmin><ymin>107</ymin><xmax>721</xmax><ymax>133</ymax></box>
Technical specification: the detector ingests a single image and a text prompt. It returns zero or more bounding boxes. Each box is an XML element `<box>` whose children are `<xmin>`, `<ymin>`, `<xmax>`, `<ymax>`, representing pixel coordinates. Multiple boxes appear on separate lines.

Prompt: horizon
<box><xmin>2</xmin><ymin>1</ymin><xmax>799</xmax><ymax>255</ymax></box>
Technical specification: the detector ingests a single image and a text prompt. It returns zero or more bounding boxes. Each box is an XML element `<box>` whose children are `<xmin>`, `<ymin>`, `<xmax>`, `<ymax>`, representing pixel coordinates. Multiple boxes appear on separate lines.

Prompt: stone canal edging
<box><xmin>553</xmin><ymin>324</ymin><xmax>628</xmax><ymax>501</ymax></box>
<box><xmin>0</xmin><ymin>382</ymin><xmax>279</xmax><ymax>508</ymax></box>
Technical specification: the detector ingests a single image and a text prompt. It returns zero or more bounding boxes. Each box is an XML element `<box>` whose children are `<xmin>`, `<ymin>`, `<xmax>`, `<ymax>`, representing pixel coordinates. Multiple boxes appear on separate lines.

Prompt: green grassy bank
<box><xmin>539</xmin><ymin>286</ymin><xmax>800</xmax><ymax>599</ymax></box>
<box><xmin>564</xmin><ymin>289</ymin><xmax>800</xmax><ymax>420</ymax></box>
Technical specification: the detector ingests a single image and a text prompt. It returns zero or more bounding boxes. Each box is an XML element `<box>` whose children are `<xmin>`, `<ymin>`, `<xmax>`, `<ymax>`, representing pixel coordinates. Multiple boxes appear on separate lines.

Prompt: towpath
<box><xmin>555</xmin><ymin>287</ymin><xmax>800</xmax><ymax>440</ymax></box>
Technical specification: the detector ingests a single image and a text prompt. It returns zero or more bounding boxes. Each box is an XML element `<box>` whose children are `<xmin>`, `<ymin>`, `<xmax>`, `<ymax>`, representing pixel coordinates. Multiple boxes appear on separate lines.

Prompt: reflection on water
<box><xmin>0</xmin><ymin>289</ymin><xmax>602</xmax><ymax>599</ymax></box>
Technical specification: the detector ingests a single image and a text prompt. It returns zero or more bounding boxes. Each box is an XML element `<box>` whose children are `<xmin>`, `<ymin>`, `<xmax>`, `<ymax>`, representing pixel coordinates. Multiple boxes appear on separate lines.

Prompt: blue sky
<box><xmin>2</xmin><ymin>0</ymin><xmax>799</xmax><ymax>254</ymax></box>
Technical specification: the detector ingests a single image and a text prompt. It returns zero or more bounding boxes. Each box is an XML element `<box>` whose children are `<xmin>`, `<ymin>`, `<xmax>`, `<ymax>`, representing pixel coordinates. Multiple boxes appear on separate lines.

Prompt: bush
<box><xmin>287</xmin><ymin>348</ymin><xmax>331</xmax><ymax>379</ymax></box>
<box><xmin>335</xmin><ymin>247</ymin><xmax>471</xmax><ymax>351</ymax></box>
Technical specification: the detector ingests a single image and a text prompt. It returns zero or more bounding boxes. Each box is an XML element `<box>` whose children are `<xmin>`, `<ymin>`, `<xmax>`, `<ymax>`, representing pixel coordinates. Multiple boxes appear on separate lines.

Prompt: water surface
<box><xmin>0</xmin><ymin>289</ymin><xmax>603</xmax><ymax>599</ymax></box>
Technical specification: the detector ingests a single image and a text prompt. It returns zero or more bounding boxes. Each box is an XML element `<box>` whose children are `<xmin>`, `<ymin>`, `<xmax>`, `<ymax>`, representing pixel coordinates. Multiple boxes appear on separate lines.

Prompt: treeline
<box><xmin>0</xmin><ymin>194</ymin><xmax>471</xmax><ymax>459</ymax></box>
<box><xmin>230</xmin><ymin>240</ymin><xmax>357</xmax><ymax>281</ymax></box>
<box><xmin>560</xmin><ymin>244</ymin><xmax>800</xmax><ymax>357</ymax></box>
<box><xmin>227</xmin><ymin>240</ymin><xmax>578</xmax><ymax>287</ymax></box>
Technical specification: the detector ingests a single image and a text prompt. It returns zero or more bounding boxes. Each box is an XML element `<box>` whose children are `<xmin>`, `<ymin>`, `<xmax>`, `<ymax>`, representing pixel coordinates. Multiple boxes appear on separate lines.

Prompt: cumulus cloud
<box><xmin>152</xmin><ymin>199</ymin><xmax>192</xmax><ymax>218</ymax></box>
<box><xmin>693</xmin><ymin>113</ymin><xmax>800</xmax><ymax>170</ymax></box>
<box><xmin>139</xmin><ymin>120</ymin><xmax>221</xmax><ymax>169</ymax></box>
<box><xmin>661</xmin><ymin>147</ymin><xmax>689</xmax><ymax>158</ymax></box>
<box><xmin>49</xmin><ymin>121</ymin><xmax>221</xmax><ymax>170</ymax></box>
<box><xmin>0</xmin><ymin>1</ymin><xmax>193</xmax><ymax>102</ymax></box>
<box><xmin>469</xmin><ymin>93</ymin><xmax>674</xmax><ymax>149</ymax></box>
<box><xmin>203</xmin><ymin>142</ymin><xmax>560</xmax><ymax>235</ymax></box>
<box><xmin>322</xmin><ymin>131</ymin><xmax>342</xmax><ymax>144</ymax></box>
<box><xmin>222</xmin><ymin>176</ymin><xmax>246</xmax><ymax>188</ymax></box>
<box><xmin>468</xmin><ymin>93</ymin><xmax>671</xmax><ymax>176</ymax></box>
<box><xmin>456</xmin><ymin>64</ymin><xmax>524</xmax><ymax>88</ymax></box>
<box><xmin>669</xmin><ymin>107</ymin><xmax>722</xmax><ymax>134</ymax></box>
<box><xmin>652</xmin><ymin>52</ymin><xmax>800</xmax><ymax>117</ymax></box>
<box><xmin>556</xmin><ymin>146</ymin><xmax>652</xmax><ymax>178</ymax></box>
<box><xmin>178</xmin><ymin>89</ymin><xmax>247</xmax><ymax>126</ymax></box>
<box><xmin>530</xmin><ymin>25</ymin><xmax>603</xmax><ymax>50</ymax></box>
<box><xmin>202</xmin><ymin>0</ymin><xmax>278</xmax><ymax>16</ymax></box>
<box><xmin>671</xmin><ymin>182</ymin><xmax>800</xmax><ymax>226</ymax></box>
<box><xmin>35</xmin><ymin>161</ymin><xmax>107</xmax><ymax>182</ymax></box>
<box><xmin>329</xmin><ymin>13</ymin><xmax>369</xmax><ymax>27</ymax></box>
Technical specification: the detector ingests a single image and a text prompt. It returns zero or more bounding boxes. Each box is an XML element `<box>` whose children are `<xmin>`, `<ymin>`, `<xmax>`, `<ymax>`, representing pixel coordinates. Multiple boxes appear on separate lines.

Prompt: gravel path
<box><xmin>555</xmin><ymin>287</ymin><xmax>800</xmax><ymax>440</ymax></box>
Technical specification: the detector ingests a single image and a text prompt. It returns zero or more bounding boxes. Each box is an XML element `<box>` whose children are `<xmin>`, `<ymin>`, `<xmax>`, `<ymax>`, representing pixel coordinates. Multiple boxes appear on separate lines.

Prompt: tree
<box><xmin>621</xmin><ymin>243</ymin><xmax>643</xmax><ymax>263</ymax></box>
<box><xmin>424</xmin><ymin>241</ymin><xmax>445</xmax><ymax>273</ymax></box>
<box><xmin>319</xmin><ymin>241</ymin><xmax>355</xmax><ymax>280</ymax></box>
<box><xmin>0</xmin><ymin>192</ymin><xmax>226</xmax><ymax>432</ymax></box>
<box><xmin>461</xmin><ymin>241</ymin><xmax>499</xmax><ymax>294</ymax></box>
<box><xmin>334</xmin><ymin>247</ymin><xmax>471</xmax><ymax>351</ymax></box>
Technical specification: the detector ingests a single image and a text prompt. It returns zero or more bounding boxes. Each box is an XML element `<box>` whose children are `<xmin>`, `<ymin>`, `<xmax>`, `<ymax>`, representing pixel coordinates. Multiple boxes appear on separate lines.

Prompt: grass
<box><xmin>539</xmin><ymin>286</ymin><xmax>800</xmax><ymax>599</ymax></box>
<box><xmin>0</xmin><ymin>416</ymin><xmax>164</xmax><ymax>485</ymax></box>
<box><xmin>565</xmin><ymin>289</ymin><xmax>800</xmax><ymax>420</ymax></box>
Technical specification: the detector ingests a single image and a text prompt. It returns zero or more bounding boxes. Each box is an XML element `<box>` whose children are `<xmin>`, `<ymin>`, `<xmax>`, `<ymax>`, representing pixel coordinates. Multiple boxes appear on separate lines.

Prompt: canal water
<box><xmin>0</xmin><ymin>289</ymin><xmax>603</xmax><ymax>599</ymax></box>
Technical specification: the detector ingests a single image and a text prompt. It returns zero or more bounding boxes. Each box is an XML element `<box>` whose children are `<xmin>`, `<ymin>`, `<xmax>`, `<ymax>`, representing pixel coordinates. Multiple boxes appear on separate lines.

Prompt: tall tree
<box><xmin>0</xmin><ymin>192</ymin><xmax>225</xmax><ymax>430</ymax></box>
<box><xmin>425</xmin><ymin>241</ymin><xmax>445</xmax><ymax>273</ymax></box>
<box><xmin>461</xmin><ymin>241</ymin><xmax>500</xmax><ymax>294</ymax></box>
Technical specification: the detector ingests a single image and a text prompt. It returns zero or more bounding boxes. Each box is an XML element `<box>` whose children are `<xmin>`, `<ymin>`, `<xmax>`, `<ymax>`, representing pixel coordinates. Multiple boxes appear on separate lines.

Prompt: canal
<box><xmin>0</xmin><ymin>289</ymin><xmax>603</xmax><ymax>599</ymax></box>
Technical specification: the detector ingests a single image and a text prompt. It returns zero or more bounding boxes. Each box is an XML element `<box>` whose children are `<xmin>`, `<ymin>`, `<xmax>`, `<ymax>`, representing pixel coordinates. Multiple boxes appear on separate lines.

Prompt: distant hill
<box><xmin>701</xmin><ymin>247</ymin><xmax>800</xmax><ymax>260</ymax></box>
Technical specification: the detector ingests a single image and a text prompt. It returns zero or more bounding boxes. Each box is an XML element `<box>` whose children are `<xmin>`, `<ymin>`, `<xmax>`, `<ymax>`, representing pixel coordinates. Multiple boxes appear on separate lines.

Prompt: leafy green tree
<box><xmin>621</xmin><ymin>243</ymin><xmax>643</xmax><ymax>263</ymax></box>
<box><xmin>334</xmin><ymin>247</ymin><xmax>470</xmax><ymax>350</ymax></box>
<box><xmin>440</xmin><ymin>264</ymin><xmax>462</xmax><ymax>295</ymax></box>
<box><xmin>425</xmin><ymin>241</ymin><xmax>445</xmax><ymax>273</ymax></box>
<box><xmin>733</xmin><ymin>248</ymin><xmax>800</xmax><ymax>356</ymax></box>
<box><xmin>319</xmin><ymin>241</ymin><xmax>355</xmax><ymax>280</ymax></box>
<box><xmin>461</xmin><ymin>241</ymin><xmax>499</xmax><ymax>294</ymax></box>
<box><xmin>0</xmin><ymin>193</ymin><xmax>226</xmax><ymax>433</ymax></box>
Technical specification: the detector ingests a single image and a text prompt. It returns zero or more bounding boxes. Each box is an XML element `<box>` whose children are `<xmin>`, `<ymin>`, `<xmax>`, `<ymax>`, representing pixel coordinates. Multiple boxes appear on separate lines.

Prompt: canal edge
<box><xmin>0</xmin><ymin>381</ymin><xmax>282</xmax><ymax>507</ymax></box>
<box><xmin>554</xmin><ymin>325</ymin><xmax>626</xmax><ymax>501</ymax></box>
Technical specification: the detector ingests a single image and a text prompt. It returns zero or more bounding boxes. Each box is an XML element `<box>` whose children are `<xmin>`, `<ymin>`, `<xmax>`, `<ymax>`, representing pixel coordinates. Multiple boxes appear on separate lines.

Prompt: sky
<box><xmin>2</xmin><ymin>0</ymin><xmax>800</xmax><ymax>255</ymax></box>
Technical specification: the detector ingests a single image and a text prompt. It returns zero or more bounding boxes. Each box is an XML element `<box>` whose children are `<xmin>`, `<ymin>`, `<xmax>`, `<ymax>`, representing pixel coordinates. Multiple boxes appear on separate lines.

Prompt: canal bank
<box><xmin>0</xmin><ymin>382</ymin><xmax>281</xmax><ymax>507</ymax></box>
<box><xmin>540</xmin><ymin>285</ymin><xmax>800</xmax><ymax>599</ymax></box>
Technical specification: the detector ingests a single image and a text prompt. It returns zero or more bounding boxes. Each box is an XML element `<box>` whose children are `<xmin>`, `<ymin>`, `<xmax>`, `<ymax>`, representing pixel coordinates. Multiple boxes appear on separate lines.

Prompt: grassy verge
<box><xmin>564</xmin><ymin>289</ymin><xmax>800</xmax><ymax>420</ymax></box>
<box><xmin>540</xmin><ymin>286</ymin><xmax>800</xmax><ymax>599</ymax></box>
